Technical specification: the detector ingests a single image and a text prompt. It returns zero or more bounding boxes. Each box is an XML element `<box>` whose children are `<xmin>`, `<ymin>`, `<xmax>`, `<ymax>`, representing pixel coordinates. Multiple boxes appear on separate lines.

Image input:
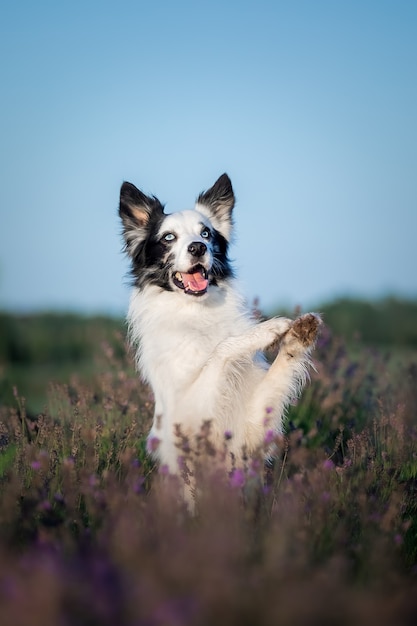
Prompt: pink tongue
<box><xmin>182</xmin><ymin>271</ymin><xmax>208</xmax><ymax>292</ymax></box>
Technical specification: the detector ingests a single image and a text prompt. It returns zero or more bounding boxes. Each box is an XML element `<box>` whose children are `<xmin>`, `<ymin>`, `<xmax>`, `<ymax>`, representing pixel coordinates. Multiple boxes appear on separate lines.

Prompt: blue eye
<box><xmin>163</xmin><ymin>233</ymin><xmax>176</xmax><ymax>242</ymax></box>
<box><xmin>201</xmin><ymin>228</ymin><xmax>210</xmax><ymax>239</ymax></box>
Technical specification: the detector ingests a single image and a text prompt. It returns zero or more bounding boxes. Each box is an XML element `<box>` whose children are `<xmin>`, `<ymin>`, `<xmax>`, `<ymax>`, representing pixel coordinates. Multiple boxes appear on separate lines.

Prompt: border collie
<box><xmin>119</xmin><ymin>174</ymin><xmax>321</xmax><ymax>482</ymax></box>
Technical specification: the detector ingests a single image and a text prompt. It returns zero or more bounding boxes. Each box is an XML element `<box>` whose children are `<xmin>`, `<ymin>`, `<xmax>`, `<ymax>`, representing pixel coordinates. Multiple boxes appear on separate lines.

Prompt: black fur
<box><xmin>197</xmin><ymin>173</ymin><xmax>235</xmax><ymax>225</ymax></box>
<box><xmin>210</xmin><ymin>230</ymin><xmax>234</xmax><ymax>285</ymax></box>
<box><xmin>130</xmin><ymin>215</ymin><xmax>175</xmax><ymax>291</ymax></box>
<box><xmin>119</xmin><ymin>177</ymin><xmax>235</xmax><ymax>292</ymax></box>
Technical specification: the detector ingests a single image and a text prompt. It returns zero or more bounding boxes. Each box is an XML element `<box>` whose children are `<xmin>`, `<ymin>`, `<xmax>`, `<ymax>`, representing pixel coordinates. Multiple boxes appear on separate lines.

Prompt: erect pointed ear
<box><xmin>195</xmin><ymin>173</ymin><xmax>235</xmax><ymax>241</ymax></box>
<box><xmin>119</xmin><ymin>181</ymin><xmax>164</xmax><ymax>255</ymax></box>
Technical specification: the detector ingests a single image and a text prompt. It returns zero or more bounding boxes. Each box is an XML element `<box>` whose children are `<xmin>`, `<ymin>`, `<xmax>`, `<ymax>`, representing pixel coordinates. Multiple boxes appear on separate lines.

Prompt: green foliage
<box><xmin>272</xmin><ymin>296</ymin><xmax>417</xmax><ymax>348</ymax></box>
<box><xmin>0</xmin><ymin>313</ymin><xmax>126</xmax><ymax>413</ymax></box>
<box><xmin>0</xmin><ymin>312</ymin><xmax>125</xmax><ymax>365</ymax></box>
<box><xmin>320</xmin><ymin>296</ymin><xmax>417</xmax><ymax>347</ymax></box>
<box><xmin>0</xmin><ymin>444</ymin><xmax>16</xmax><ymax>478</ymax></box>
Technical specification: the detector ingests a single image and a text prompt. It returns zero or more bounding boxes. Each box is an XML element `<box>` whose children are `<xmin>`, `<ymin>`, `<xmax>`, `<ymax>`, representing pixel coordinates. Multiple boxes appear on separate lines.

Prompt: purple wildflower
<box><xmin>248</xmin><ymin>457</ymin><xmax>262</xmax><ymax>478</ymax></box>
<box><xmin>230</xmin><ymin>468</ymin><xmax>245</xmax><ymax>488</ymax></box>
<box><xmin>146</xmin><ymin>436</ymin><xmax>160</xmax><ymax>453</ymax></box>
<box><xmin>89</xmin><ymin>474</ymin><xmax>98</xmax><ymax>487</ymax></box>
<box><xmin>133</xmin><ymin>477</ymin><xmax>145</xmax><ymax>494</ymax></box>
<box><xmin>177</xmin><ymin>456</ymin><xmax>185</xmax><ymax>472</ymax></box>
<box><xmin>322</xmin><ymin>459</ymin><xmax>335</xmax><ymax>471</ymax></box>
<box><xmin>38</xmin><ymin>500</ymin><xmax>52</xmax><ymax>511</ymax></box>
<box><xmin>264</xmin><ymin>429</ymin><xmax>276</xmax><ymax>446</ymax></box>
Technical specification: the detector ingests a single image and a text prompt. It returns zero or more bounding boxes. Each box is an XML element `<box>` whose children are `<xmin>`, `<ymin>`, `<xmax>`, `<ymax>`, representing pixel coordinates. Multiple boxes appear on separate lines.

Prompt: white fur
<box><xmin>121</xmin><ymin>176</ymin><xmax>320</xmax><ymax>480</ymax></box>
<box><xmin>128</xmin><ymin>275</ymin><xmax>317</xmax><ymax>474</ymax></box>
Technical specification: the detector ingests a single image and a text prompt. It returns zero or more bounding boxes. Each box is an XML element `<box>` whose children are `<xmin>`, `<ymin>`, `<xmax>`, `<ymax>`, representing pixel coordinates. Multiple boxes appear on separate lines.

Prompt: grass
<box><xmin>0</xmin><ymin>314</ymin><xmax>417</xmax><ymax>624</ymax></box>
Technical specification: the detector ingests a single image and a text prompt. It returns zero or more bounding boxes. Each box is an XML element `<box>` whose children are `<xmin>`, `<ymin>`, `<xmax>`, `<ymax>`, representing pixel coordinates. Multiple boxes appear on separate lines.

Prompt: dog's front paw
<box><xmin>291</xmin><ymin>313</ymin><xmax>322</xmax><ymax>347</ymax></box>
<box><xmin>282</xmin><ymin>313</ymin><xmax>322</xmax><ymax>356</ymax></box>
<box><xmin>262</xmin><ymin>317</ymin><xmax>293</xmax><ymax>349</ymax></box>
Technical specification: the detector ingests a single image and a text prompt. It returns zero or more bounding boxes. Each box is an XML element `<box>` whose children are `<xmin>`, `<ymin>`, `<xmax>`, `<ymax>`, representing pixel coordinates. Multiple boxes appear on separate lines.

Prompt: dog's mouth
<box><xmin>173</xmin><ymin>265</ymin><xmax>209</xmax><ymax>296</ymax></box>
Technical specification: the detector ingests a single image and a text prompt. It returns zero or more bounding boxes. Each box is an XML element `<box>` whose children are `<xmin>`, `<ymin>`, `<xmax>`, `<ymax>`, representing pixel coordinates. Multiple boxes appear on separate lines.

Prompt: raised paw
<box><xmin>261</xmin><ymin>317</ymin><xmax>293</xmax><ymax>349</ymax></box>
<box><xmin>289</xmin><ymin>313</ymin><xmax>322</xmax><ymax>348</ymax></box>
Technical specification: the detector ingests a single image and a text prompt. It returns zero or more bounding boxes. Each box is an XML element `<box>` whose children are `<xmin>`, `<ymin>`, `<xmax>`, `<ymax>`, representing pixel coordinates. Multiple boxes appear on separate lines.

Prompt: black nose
<box><xmin>188</xmin><ymin>242</ymin><xmax>207</xmax><ymax>257</ymax></box>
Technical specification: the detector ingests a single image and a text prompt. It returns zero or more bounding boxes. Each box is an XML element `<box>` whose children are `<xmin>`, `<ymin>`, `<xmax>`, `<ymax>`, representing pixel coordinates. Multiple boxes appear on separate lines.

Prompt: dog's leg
<box><xmin>245</xmin><ymin>313</ymin><xmax>322</xmax><ymax>445</ymax></box>
<box><xmin>210</xmin><ymin>317</ymin><xmax>293</xmax><ymax>364</ymax></box>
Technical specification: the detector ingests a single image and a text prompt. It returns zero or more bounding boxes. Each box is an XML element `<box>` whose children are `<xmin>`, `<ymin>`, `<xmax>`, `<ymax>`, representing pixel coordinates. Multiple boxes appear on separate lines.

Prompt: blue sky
<box><xmin>1</xmin><ymin>0</ymin><xmax>416</xmax><ymax>314</ymax></box>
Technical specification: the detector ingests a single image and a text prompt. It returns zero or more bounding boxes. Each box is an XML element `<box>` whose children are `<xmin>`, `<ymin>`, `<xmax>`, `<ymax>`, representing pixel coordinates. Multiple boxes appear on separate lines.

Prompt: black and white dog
<box><xmin>119</xmin><ymin>174</ymin><xmax>321</xmax><ymax>477</ymax></box>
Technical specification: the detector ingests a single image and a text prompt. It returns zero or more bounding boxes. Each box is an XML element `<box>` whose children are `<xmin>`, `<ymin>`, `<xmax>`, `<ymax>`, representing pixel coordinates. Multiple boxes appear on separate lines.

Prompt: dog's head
<box><xmin>119</xmin><ymin>174</ymin><xmax>235</xmax><ymax>297</ymax></box>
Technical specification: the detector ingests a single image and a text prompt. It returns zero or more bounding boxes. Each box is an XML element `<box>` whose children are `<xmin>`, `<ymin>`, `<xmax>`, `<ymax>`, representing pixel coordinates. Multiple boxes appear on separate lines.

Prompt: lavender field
<box><xmin>0</xmin><ymin>302</ymin><xmax>417</xmax><ymax>625</ymax></box>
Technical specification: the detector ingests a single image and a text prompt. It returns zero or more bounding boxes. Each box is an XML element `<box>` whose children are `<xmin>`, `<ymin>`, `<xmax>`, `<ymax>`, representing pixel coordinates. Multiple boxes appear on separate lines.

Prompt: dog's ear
<box><xmin>119</xmin><ymin>182</ymin><xmax>164</xmax><ymax>255</ymax></box>
<box><xmin>196</xmin><ymin>173</ymin><xmax>235</xmax><ymax>241</ymax></box>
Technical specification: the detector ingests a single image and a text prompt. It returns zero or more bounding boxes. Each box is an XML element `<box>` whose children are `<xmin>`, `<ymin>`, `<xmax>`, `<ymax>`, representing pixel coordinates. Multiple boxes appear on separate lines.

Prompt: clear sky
<box><xmin>1</xmin><ymin>0</ymin><xmax>416</xmax><ymax>315</ymax></box>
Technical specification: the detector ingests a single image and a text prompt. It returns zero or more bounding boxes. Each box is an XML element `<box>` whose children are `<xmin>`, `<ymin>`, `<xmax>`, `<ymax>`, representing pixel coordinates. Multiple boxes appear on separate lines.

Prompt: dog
<box><xmin>119</xmin><ymin>173</ymin><xmax>321</xmax><ymax>483</ymax></box>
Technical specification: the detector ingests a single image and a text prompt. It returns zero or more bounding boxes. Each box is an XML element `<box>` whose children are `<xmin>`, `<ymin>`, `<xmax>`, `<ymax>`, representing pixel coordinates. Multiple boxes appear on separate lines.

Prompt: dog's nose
<box><xmin>188</xmin><ymin>242</ymin><xmax>207</xmax><ymax>257</ymax></box>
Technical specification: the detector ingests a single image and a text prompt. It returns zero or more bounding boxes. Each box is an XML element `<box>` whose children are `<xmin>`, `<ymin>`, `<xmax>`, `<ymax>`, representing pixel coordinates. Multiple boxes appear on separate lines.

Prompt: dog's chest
<box><xmin>129</xmin><ymin>286</ymin><xmax>251</xmax><ymax>393</ymax></box>
<box><xmin>141</xmin><ymin>315</ymin><xmax>223</xmax><ymax>387</ymax></box>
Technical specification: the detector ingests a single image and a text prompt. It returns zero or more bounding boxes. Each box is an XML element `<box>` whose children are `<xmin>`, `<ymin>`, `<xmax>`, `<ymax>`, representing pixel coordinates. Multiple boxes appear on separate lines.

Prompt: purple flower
<box><xmin>322</xmin><ymin>459</ymin><xmax>335</xmax><ymax>471</ymax></box>
<box><xmin>230</xmin><ymin>468</ymin><xmax>245</xmax><ymax>488</ymax></box>
<box><xmin>248</xmin><ymin>459</ymin><xmax>262</xmax><ymax>478</ymax></box>
<box><xmin>146</xmin><ymin>436</ymin><xmax>160</xmax><ymax>453</ymax></box>
<box><xmin>89</xmin><ymin>474</ymin><xmax>98</xmax><ymax>487</ymax></box>
<box><xmin>30</xmin><ymin>461</ymin><xmax>41</xmax><ymax>471</ymax></box>
<box><xmin>264</xmin><ymin>429</ymin><xmax>276</xmax><ymax>446</ymax></box>
<box><xmin>177</xmin><ymin>456</ymin><xmax>189</xmax><ymax>473</ymax></box>
<box><xmin>133</xmin><ymin>477</ymin><xmax>145</xmax><ymax>494</ymax></box>
<box><xmin>224</xmin><ymin>430</ymin><xmax>233</xmax><ymax>440</ymax></box>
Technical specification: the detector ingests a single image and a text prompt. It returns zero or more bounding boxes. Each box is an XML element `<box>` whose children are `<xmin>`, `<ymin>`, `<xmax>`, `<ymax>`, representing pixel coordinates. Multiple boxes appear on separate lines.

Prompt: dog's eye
<box><xmin>162</xmin><ymin>233</ymin><xmax>176</xmax><ymax>242</ymax></box>
<box><xmin>201</xmin><ymin>228</ymin><xmax>211</xmax><ymax>239</ymax></box>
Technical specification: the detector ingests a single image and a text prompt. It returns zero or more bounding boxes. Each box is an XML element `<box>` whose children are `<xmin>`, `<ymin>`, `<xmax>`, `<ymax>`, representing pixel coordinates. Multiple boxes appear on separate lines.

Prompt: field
<box><xmin>0</xmin><ymin>298</ymin><xmax>417</xmax><ymax>625</ymax></box>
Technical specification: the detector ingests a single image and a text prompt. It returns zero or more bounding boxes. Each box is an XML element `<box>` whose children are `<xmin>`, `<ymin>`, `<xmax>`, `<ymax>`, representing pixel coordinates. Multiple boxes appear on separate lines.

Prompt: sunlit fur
<box><xmin>119</xmin><ymin>174</ymin><xmax>321</xmax><ymax>478</ymax></box>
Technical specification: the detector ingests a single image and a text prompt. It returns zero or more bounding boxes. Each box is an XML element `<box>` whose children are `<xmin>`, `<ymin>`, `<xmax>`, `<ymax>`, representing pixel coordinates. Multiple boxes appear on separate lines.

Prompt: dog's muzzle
<box><xmin>173</xmin><ymin>264</ymin><xmax>209</xmax><ymax>296</ymax></box>
<box><xmin>188</xmin><ymin>242</ymin><xmax>207</xmax><ymax>258</ymax></box>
